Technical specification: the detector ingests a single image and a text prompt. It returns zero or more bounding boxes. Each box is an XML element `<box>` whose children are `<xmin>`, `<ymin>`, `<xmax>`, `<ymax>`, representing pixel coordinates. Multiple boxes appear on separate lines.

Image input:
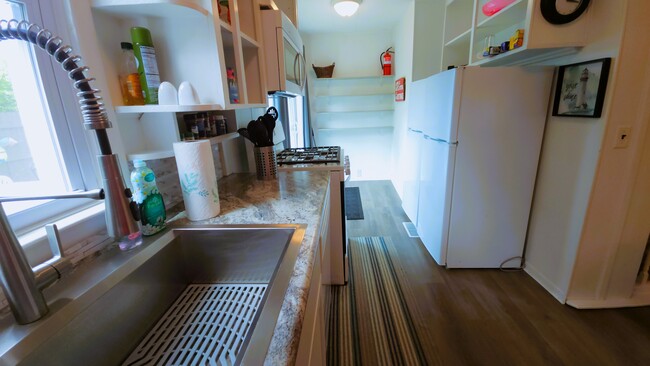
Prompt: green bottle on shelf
<box><xmin>130</xmin><ymin>160</ymin><xmax>166</xmax><ymax>236</ymax></box>
<box><xmin>130</xmin><ymin>27</ymin><xmax>161</xmax><ymax>104</ymax></box>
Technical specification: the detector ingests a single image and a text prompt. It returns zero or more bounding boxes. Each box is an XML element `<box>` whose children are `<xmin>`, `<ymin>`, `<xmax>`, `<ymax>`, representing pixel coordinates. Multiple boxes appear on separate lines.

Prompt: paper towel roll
<box><xmin>173</xmin><ymin>140</ymin><xmax>220</xmax><ymax>221</ymax></box>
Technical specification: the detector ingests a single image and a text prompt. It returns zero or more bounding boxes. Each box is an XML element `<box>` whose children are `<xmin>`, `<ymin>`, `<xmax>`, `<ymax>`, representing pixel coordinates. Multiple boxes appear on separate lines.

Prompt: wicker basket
<box><xmin>312</xmin><ymin>63</ymin><xmax>335</xmax><ymax>78</ymax></box>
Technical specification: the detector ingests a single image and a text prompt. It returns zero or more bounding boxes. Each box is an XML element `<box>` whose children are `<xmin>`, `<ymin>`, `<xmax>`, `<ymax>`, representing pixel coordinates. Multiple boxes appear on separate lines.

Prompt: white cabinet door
<box><xmin>416</xmin><ymin>136</ymin><xmax>456</xmax><ymax>266</ymax></box>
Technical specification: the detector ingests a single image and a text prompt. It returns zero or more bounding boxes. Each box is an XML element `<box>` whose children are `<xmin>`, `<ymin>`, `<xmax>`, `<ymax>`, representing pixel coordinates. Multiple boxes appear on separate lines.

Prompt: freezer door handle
<box><xmin>408</xmin><ymin>127</ymin><xmax>423</xmax><ymax>133</ymax></box>
<box><xmin>423</xmin><ymin>134</ymin><xmax>458</xmax><ymax>145</ymax></box>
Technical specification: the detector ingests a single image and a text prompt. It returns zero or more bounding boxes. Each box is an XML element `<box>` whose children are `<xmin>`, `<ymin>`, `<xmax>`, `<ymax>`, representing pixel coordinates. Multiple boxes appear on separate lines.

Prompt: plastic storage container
<box><xmin>227</xmin><ymin>67</ymin><xmax>239</xmax><ymax>104</ymax></box>
<box><xmin>131</xmin><ymin>27</ymin><xmax>161</xmax><ymax>104</ymax></box>
<box><xmin>130</xmin><ymin>160</ymin><xmax>166</xmax><ymax>236</ymax></box>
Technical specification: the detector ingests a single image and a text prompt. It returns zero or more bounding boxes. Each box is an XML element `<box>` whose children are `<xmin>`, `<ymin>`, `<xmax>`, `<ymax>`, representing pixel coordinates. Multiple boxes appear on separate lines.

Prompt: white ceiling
<box><xmin>297</xmin><ymin>0</ymin><xmax>412</xmax><ymax>34</ymax></box>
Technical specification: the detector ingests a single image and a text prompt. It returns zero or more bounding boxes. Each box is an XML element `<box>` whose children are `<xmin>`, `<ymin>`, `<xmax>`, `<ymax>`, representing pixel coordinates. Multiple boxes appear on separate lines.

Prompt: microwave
<box><xmin>261</xmin><ymin>9</ymin><xmax>305</xmax><ymax>95</ymax></box>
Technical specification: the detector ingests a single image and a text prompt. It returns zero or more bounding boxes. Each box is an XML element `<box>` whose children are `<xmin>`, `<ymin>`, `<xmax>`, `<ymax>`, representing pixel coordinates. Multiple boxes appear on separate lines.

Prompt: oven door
<box><xmin>322</xmin><ymin>169</ymin><xmax>347</xmax><ymax>285</ymax></box>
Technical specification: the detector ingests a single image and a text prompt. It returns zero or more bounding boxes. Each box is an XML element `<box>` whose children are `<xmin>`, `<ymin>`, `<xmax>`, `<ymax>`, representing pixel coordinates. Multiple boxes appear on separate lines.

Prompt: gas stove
<box><xmin>276</xmin><ymin>146</ymin><xmax>341</xmax><ymax>165</ymax></box>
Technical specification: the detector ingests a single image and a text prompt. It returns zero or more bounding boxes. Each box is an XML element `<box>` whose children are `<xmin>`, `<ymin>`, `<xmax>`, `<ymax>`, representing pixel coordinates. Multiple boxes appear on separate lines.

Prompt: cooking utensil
<box><xmin>237</xmin><ymin>128</ymin><xmax>254</xmax><ymax>145</ymax></box>
<box><xmin>262</xmin><ymin>107</ymin><xmax>278</xmax><ymax>145</ymax></box>
<box><xmin>248</xmin><ymin>118</ymin><xmax>270</xmax><ymax>147</ymax></box>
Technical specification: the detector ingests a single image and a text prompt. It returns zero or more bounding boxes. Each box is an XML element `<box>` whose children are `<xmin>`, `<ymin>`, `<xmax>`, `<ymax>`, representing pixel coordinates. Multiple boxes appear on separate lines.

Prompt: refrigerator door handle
<box><xmin>423</xmin><ymin>134</ymin><xmax>458</xmax><ymax>145</ymax></box>
<box><xmin>300</xmin><ymin>53</ymin><xmax>307</xmax><ymax>88</ymax></box>
<box><xmin>408</xmin><ymin>127</ymin><xmax>423</xmax><ymax>133</ymax></box>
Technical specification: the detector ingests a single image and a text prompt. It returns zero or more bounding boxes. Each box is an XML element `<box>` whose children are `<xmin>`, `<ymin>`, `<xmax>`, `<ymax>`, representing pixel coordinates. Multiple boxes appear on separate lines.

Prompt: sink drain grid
<box><xmin>123</xmin><ymin>284</ymin><xmax>267</xmax><ymax>366</ymax></box>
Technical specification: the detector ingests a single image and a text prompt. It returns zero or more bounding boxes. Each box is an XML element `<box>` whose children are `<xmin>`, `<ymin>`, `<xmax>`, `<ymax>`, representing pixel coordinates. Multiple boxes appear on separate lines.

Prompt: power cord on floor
<box><xmin>499</xmin><ymin>256</ymin><xmax>525</xmax><ymax>272</ymax></box>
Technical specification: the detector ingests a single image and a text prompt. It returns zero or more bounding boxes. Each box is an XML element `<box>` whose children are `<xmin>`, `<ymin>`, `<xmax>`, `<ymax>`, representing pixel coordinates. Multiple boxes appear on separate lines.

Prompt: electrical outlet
<box><xmin>614</xmin><ymin>126</ymin><xmax>632</xmax><ymax>149</ymax></box>
<box><xmin>357</xmin><ymin>169</ymin><xmax>362</xmax><ymax>177</ymax></box>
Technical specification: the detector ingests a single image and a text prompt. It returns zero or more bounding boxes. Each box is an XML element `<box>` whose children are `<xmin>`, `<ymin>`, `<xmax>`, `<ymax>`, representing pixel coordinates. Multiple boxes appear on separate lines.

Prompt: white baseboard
<box><xmin>566</xmin><ymin>284</ymin><xmax>650</xmax><ymax>309</ymax></box>
<box><xmin>566</xmin><ymin>295</ymin><xmax>650</xmax><ymax>309</ymax></box>
<box><xmin>524</xmin><ymin>262</ymin><xmax>567</xmax><ymax>304</ymax></box>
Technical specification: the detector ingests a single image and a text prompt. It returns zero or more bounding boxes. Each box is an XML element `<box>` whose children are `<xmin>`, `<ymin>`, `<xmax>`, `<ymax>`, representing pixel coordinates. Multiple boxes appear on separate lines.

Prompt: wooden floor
<box><xmin>343</xmin><ymin>180</ymin><xmax>650</xmax><ymax>366</ymax></box>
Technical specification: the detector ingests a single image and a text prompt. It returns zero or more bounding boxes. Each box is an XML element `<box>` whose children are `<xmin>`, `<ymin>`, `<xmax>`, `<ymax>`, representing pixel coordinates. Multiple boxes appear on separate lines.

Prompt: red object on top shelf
<box><xmin>482</xmin><ymin>0</ymin><xmax>516</xmax><ymax>16</ymax></box>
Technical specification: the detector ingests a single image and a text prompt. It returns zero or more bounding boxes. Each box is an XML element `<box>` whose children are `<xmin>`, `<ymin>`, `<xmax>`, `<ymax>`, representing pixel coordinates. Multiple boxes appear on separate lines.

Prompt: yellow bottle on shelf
<box><xmin>119</xmin><ymin>42</ymin><xmax>145</xmax><ymax>106</ymax></box>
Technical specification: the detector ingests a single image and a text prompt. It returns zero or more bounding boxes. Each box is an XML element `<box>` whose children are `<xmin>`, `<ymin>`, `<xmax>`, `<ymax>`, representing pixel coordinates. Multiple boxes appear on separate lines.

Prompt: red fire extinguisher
<box><xmin>380</xmin><ymin>47</ymin><xmax>394</xmax><ymax>76</ymax></box>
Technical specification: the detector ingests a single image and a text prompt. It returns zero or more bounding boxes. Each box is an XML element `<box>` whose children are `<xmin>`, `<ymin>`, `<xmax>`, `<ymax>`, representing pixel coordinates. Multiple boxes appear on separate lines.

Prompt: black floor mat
<box><xmin>345</xmin><ymin>187</ymin><xmax>364</xmax><ymax>220</ymax></box>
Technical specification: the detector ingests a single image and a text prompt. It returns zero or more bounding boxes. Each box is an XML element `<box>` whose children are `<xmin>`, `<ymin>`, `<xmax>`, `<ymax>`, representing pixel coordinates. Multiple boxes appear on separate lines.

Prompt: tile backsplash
<box><xmin>128</xmin><ymin>144</ymin><xmax>225</xmax><ymax>209</ymax></box>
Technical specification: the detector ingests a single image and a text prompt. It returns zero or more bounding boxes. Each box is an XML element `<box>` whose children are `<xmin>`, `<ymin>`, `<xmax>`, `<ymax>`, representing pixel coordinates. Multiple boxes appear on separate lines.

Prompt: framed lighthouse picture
<box><xmin>552</xmin><ymin>58</ymin><xmax>611</xmax><ymax>118</ymax></box>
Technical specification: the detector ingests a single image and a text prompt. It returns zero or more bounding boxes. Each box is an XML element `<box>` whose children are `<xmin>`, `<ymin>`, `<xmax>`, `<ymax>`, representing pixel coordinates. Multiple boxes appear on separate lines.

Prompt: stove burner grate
<box><xmin>276</xmin><ymin>146</ymin><xmax>341</xmax><ymax>165</ymax></box>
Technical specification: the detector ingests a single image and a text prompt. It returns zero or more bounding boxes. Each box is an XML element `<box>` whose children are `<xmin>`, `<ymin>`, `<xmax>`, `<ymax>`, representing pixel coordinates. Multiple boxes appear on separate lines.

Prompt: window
<box><xmin>0</xmin><ymin>0</ymin><xmax>98</xmax><ymax>233</ymax></box>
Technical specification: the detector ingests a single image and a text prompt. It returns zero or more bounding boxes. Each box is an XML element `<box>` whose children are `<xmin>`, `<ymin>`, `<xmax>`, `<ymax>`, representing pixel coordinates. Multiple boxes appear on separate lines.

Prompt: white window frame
<box><xmin>2</xmin><ymin>0</ymin><xmax>100</xmax><ymax>235</ymax></box>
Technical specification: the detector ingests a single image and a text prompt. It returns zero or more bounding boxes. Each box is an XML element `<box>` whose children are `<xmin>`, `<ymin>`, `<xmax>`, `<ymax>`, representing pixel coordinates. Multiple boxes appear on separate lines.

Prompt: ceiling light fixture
<box><xmin>332</xmin><ymin>0</ymin><xmax>362</xmax><ymax>17</ymax></box>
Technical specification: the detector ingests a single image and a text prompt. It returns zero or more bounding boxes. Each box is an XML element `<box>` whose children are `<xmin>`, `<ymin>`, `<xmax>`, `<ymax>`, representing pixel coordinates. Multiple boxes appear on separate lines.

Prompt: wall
<box><xmin>567</xmin><ymin>0</ymin><xmax>650</xmax><ymax>306</ymax></box>
<box><xmin>390</xmin><ymin>2</ymin><xmax>415</xmax><ymax>196</ymax></box>
<box><xmin>304</xmin><ymin>30</ymin><xmax>393</xmax><ymax>78</ymax></box>
<box><xmin>303</xmin><ymin>30</ymin><xmax>395</xmax><ymax>180</ymax></box>
<box><xmin>523</xmin><ymin>0</ymin><xmax>627</xmax><ymax>302</ymax></box>
<box><xmin>389</xmin><ymin>0</ymin><xmax>444</xmax><ymax>197</ymax></box>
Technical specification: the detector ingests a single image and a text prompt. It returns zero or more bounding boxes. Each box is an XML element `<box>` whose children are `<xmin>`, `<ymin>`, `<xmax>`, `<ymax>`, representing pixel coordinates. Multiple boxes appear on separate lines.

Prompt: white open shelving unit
<box><xmin>441</xmin><ymin>0</ymin><xmax>589</xmax><ymax>70</ymax></box>
<box><xmin>311</xmin><ymin>75</ymin><xmax>394</xmax><ymax>180</ymax></box>
<box><xmin>114</xmin><ymin>104</ymin><xmax>224</xmax><ymax>114</ymax></box>
<box><xmin>313</xmin><ymin>76</ymin><xmax>394</xmax><ymax>131</ymax></box>
<box><xmin>69</xmin><ymin>0</ymin><xmax>270</xmax><ymax>172</ymax></box>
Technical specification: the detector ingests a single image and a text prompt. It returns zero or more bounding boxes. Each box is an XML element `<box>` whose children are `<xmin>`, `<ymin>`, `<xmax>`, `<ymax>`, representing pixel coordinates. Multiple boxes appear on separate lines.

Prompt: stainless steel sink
<box><xmin>0</xmin><ymin>224</ymin><xmax>305</xmax><ymax>366</ymax></box>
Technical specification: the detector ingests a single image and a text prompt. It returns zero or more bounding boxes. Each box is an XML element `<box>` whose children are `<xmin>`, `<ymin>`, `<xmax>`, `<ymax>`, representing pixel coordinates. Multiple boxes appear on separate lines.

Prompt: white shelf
<box><xmin>240</xmin><ymin>32</ymin><xmax>259</xmax><ymax>48</ymax></box>
<box><xmin>220</xmin><ymin>20</ymin><xmax>233</xmax><ymax>33</ymax></box>
<box><xmin>114</xmin><ymin>104</ymin><xmax>224</xmax><ymax>114</ymax></box>
<box><xmin>314</xmin><ymin>75</ymin><xmax>393</xmax><ymax>82</ymax></box>
<box><xmin>92</xmin><ymin>0</ymin><xmax>209</xmax><ymax>18</ymax></box>
<box><xmin>316</xmin><ymin>109</ymin><xmax>394</xmax><ymax>115</ymax></box>
<box><xmin>317</xmin><ymin>114</ymin><xmax>393</xmax><ymax>129</ymax></box>
<box><xmin>445</xmin><ymin>28</ymin><xmax>471</xmax><ymax>48</ymax></box>
<box><xmin>318</xmin><ymin>127</ymin><xmax>394</xmax><ymax>133</ymax></box>
<box><xmin>472</xmin><ymin>46</ymin><xmax>528</xmax><ymax>66</ymax></box>
<box><xmin>126</xmin><ymin>132</ymin><xmax>240</xmax><ymax>161</ymax></box>
<box><xmin>315</xmin><ymin>109</ymin><xmax>394</xmax><ymax>116</ymax></box>
<box><xmin>315</xmin><ymin>92</ymin><xmax>393</xmax><ymax>98</ymax></box>
<box><xmin>472</xmin><ymin>46</ymin><xmax>580</xmax><ymax>66</ymax></box>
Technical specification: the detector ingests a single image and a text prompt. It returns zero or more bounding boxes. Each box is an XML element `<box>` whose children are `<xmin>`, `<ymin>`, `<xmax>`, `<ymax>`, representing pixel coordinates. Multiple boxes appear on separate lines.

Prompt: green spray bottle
<box><xmin>130</xmin><ymin>160</ymin><xmax>166</xmax><ymax>236</ymax></box>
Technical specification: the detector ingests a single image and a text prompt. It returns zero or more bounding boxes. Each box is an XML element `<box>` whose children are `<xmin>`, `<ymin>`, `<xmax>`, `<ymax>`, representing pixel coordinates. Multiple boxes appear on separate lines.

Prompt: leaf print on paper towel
<box><xmin>212</xmin><ymin>185</ymin><xmax>219</xmax><ymax>203</ymax></box>
<box><xmin>181</xmin><ymin>172</ymin><xmax>200</xmax><ymax>194</ymax></box>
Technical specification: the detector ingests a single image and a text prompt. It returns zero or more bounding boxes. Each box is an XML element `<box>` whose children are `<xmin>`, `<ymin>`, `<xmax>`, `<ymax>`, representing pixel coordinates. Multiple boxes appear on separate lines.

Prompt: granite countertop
<box><xmin>170</xmin><ymin>170</ymin><xmax>330</xmax><ymax>365</ymax></box>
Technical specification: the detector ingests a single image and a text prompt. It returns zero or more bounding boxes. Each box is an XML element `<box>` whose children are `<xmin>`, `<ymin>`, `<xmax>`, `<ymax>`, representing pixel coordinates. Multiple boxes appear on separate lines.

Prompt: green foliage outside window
<box><xmin>0</xmin><ymin>63</ymin><xmax>17</xmax><ymax>112</ymax></box>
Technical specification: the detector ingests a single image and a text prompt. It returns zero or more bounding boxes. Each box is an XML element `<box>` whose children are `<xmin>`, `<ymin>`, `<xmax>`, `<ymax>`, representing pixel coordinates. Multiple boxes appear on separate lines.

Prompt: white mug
<box><xmin>178</xmin><ymin>81</ymin><xmax>200</xmax><ymax>105</ymax></box>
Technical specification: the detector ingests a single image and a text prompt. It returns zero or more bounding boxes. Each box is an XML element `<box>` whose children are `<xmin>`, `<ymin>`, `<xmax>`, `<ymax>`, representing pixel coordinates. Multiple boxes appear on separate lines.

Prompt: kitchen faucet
<box><xmin>0</xmin><ymin>19</ymin><xmax>141</xmax><ymax>324</ymax></box>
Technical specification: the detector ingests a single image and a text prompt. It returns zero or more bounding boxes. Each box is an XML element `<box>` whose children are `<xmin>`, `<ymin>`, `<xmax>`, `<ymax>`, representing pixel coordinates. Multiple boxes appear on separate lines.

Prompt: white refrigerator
<box><xmin>404</xmin><ymin>66</ymin><xmax>552</xmax><ymax>268</ymax></box>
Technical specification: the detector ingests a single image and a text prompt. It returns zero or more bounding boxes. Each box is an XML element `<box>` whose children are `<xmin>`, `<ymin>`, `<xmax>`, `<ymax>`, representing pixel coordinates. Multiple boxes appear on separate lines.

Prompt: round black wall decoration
<box><xmin>541</xmin><ymin>0</ymin><xmax>591</xmax><ymax>25</ymax></box>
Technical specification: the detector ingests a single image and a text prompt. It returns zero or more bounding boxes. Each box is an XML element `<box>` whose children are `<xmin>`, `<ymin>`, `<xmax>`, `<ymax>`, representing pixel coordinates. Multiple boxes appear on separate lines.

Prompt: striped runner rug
<box><xmin>328</xmin><ymin>237</ymin><xmax>427</xmax><ymax>366</ymax></box>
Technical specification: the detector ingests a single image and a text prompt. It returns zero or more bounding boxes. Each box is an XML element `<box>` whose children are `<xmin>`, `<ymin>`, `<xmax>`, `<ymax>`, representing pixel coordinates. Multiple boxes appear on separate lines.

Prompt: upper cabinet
<box><xmin>265</xmin><ymin>0</ymin><xmax>298</xmax><ymax>27</ymax></box>
<box><xmin>441</xmin><ymin>0</ymin><xmax>589</xmax><ymax>70</ymax></box>
<box><xmin>80</xmin><ymin>0</ymin><xmax>267</xmax><ymax>111</ymax></box>
<box><xmin>66</xmin><ymin>0</ymin><xmax>268</xmax><ymax>166</ymax></box>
